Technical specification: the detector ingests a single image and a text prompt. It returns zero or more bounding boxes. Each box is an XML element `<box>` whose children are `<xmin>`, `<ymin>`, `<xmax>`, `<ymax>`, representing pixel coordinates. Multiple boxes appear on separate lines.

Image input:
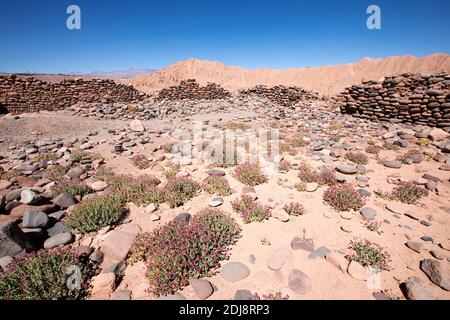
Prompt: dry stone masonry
<box><xmin>240</xmin><ymin>85</ymin><xmax>322</xmax><ymax>107</ymax></box>
<box><xmin>338</xmin><ymin>73</ymin><xmax>450</xmax><ymax>131</ymax></box>
<box><xmin>155</xmin><ymin>79</ymin><xmax>231</xmax><ymax>101</ymax></box>
<box><xmin>0</xmin><ymin>75</ymin><xmax>148</xmax><ymax>114</ymax></box>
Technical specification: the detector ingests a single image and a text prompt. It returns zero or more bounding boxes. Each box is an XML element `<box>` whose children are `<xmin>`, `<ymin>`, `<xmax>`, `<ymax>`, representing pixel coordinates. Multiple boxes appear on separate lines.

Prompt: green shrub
<box><xmin>52</xmin><ymin>182</ymin><xmax>92</xmax><ymax>198</ymax></box>
<box><xmin>346</xmin><ymin>238</ymin><xmax>391</xmax><ymax>271</ymax></box>
<box><xmin>66</xmin><ymin>195</ymin><xmax>125</xmax><ymax>234</ymax></box>
<box><xmin>345</xmin><ymin>151</ymin><xmax>368</xmax><ymax>165</ymax></box>
<box><xmin>44</xmin><ymin>166</ymin><xmax>69</xmax><ymax>182</ymax></box>
<box><xmin>231</xmin><ymin>194</ymin><xmax>271</xmax><ymax>223</ymax></box>
<box><xmin>129</xmin><ymin>208</ymin><xmax>241</xmax><ymax>296</ymax></box>
<box><xmin>365</xmin><ymin>145</ymin><xmax>382</xmax><ymax>155</ymax></box>
<box><xmin>31</xmin><ymin>152</ymin><xmax>58</xmax><ymax>164</ymax></box>
<box><xmin>203</xmin><ymin>176</ymin><xmax>233</xmax><ymax>196</ymax></box>
<box><xmin>295</xmin><ymin>181</ymin><xmax>307</xmax><ymax>192</ymax></box>
<box><xmin>283</xmin><ymin>202</ymin><xmax>305</xmax><ymax>216</ymax></box>
<box><xmin>233</xmin><ymin>163</ymin><xmax>268</xmax><ymax>186</ymax></box>
<box><xmin>0</xmin><ymin>250</ymin><xmax>96</xmax><ymax>300</ymax></box>
<box><xmin>164</xmin><ymin>177</ymin><xmax>201</xmax><ymax>208</ymax></box>
<box><xmin>390</xmin><ymin>182</ymin><xmax>426</xmax><ymax>204</ymax></box>
<box><xmin>163</xmin><ymin>164</ymin><xmax>180</xmax><ymax>179</ymax></box>
<box><xmin>1</xmin><ymin>170</ymin><xmax>21</xmax><ymax>181</ymax></box>
<box><xmin>278</xmin><ymin>160</ymin><xmax>292</xmax><ymax>173</ymax></box>
<box><xmin>107</xmin><ymin>174</ymin><xmax>162</xmax><ymax>206</ymax></box>
<box><xmin>130</xmin><ymin>154</ymin><xmax>151</xmax><ymax>170</ymax></box>
<box><xmin>94</xmin><ymin>166</ymin><xmax>115</xmax><ymax>181</ymax></box>
<box><xmin>323</xmin><ymin>184</ymin><xmax>366</xmax><ymax>211</ymax></box>
<box><xmin>298</xmin><ymin>163</ymin><xmax>337</xmax><ymax>186</ymax></box>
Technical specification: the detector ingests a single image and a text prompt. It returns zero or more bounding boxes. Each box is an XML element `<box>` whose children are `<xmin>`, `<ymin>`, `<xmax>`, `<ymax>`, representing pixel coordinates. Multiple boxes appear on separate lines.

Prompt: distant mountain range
<box><xmin>131</xmin><ymin>54</ymin><xmax>450</xmax><ymax>95</ymax></box>
<box><xmin>64</xmin><ymin>68</ymin><xmax>157</xmax><ymax>79</ymax></box>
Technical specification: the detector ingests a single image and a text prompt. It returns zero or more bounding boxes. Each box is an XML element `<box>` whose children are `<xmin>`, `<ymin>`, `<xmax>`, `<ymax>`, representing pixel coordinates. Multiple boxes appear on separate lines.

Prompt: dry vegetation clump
<box><xmin>231</xmin><ymin>194</ymin><xmax>271</xmax><ymax>223</ymax></box>
<box><xmin>323</xmin><ymin>184</ymin><xmax>366</xmax><ymax>211</ymax></box>
<box><xmin>130</xmin><ymin>154</ymin><xmax>151</xmax><ymax>170</ymax></box>
<box><xmin>203</xmin><ymin>175</ymin><xmax>233</xmax><ymax>196</ymax></box>
<box><xmin>283</xmin><ymin>202</ymin><xmax>305</xmax><ymax>216</ymax></box>
<box><xmin>65</xmin><ymin>195</ymin><xmax>125</xmax><ymax>234</ymax></box>
<box><xmin>233</xmin><ymin>163</ymin><xmax>268</xmax><ymax>186</ymax></box>
<box><xmin>346</xmin><ymin>238</ymin><xmax>391</xmax><ymax>271</ymax></box>
<box><xmin>345</xmin><ymin>151</ymin><xmax>368</xmax><ymax>165</ymax></box>
<box><xmin>128</xmin><ymin>208</ymin><xmax>241</xmax><ymax>296</ymax></box>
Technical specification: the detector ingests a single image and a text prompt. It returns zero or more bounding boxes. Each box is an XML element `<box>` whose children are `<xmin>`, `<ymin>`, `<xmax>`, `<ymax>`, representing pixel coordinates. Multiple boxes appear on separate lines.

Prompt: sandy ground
<box><xmin>1</xmin><ymin>110</ymin><xmax>449</xmax><ymax>300</ymax></box>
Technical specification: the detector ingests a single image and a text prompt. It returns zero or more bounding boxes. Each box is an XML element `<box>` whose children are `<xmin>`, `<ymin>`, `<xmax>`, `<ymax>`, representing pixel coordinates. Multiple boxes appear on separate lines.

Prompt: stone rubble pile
<box><xmin>155</xmin><ymin>79</ymin><xmax>231</xmax><ymax>101</ymax></box>
<box><xmin>338</xmin><ymin>73</ymin><xmax>450</xmax><ymax>131</ymax></box>
<box><xmin>0</xmin><ymin>75</ymin><xmax>148</xmax><ymax>114</ymax></box>
<box><xmin>240</xmin><ymin>85</ymin><xmax>322</xmax><ymax>107</ymax></box>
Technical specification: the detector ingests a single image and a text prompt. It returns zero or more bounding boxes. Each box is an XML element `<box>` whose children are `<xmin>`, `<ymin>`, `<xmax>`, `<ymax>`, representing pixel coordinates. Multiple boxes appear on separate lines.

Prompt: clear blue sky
<box><xmin>0</xmin><ymin>0</ymin><xmax>449</xmax><ymax>73</ymax></box>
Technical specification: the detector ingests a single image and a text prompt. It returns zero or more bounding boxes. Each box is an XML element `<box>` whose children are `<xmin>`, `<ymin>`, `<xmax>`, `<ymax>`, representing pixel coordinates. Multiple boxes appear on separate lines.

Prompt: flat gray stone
<box><xmin>336</xmin><ymin>163</ymin><xmax>357</xmax><ymax>174</ymax></box>
<box><xmin>43</xmin><ymin>232</ymin><xmax>74</xmax><ymax>249</ymax></box>
<box><xmin>22</xmin><ymin>211</ymin><xmax>49</xmax><ymax>228</ymax></box>
<box><xmin>360</xmin><ymin>207</ymin><xmax>377</xmax><ymax>220</ymax></box>
<box><xmin>288</xmin><ymin>269</ymin><xmax>312</xmax><ymax>295</ymax></box>
<box><xmin>220</xmin><ymin>262</ymin><xmax>250</xmax><ymax>283</ymax></box>
<box><xmin>308</xmin><ymin>246</ymin><xmax>331</xmax><ymax>259</ymax></box>
<box><xmin>189</xmin><ymin>278</ymin><xmax>214</xmax><ymax>300</ymax></box>
<box><xmin>291</xmin><ymin>237</ymin><xmax>314</xmax><ymax>251</ymax></box>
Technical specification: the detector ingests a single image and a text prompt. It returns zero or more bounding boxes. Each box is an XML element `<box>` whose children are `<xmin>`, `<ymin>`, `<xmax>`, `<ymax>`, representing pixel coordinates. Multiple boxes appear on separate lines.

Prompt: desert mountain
<box><xmin>132</xmin><ymin>53</ymin><xmax>450</xmax><ymax>95</ymax></box>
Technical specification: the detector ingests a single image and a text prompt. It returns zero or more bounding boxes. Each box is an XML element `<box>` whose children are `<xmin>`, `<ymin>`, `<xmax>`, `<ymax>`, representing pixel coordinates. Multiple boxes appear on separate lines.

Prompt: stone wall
<box><xmin>338</xmin><ymin>73</ymin><xmax>450</xmax><ymax>130</ymax></box>
<box><xmin>240</xmin><ymin>85</ymin><xmax>321</xmax><ymax>107</ymax></box>
<box><xmin>0</xmin><ymin>75</ymin><xmax>148</xmax><ymax>114</ymax></box>
<box><xmin>155</xmin><ymin>79</ymin><xmax>231</xmax><ymax>101</ymax></box>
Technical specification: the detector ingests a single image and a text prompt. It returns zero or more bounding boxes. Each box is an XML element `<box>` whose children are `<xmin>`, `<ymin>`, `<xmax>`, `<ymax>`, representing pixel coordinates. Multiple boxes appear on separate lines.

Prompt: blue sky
<box><xmin>0</xmin><ymin>0</ymin><xmax>449</xmax><ymax>73</ymax></box>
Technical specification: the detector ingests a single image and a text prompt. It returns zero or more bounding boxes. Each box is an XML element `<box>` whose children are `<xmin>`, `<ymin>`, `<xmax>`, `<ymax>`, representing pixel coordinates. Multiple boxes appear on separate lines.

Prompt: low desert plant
<box><xmin>278</xmin><ymin>160</ymin><xmax>292</xmax><ymax>173</ymax></box>
<box><xmin>161</xmin><ymin>142</ymin><xmax>176</xmax><ymax>153</ymax></box>
<box><xmin>1</xmin><ymin>170</ymin><xmax>21</xmax><ymax>181</ymax></box>
<box><xmin>288</xmin><ymin>136</ymin><xmax>309</xmax><ymax>148</ymax></box>
<box><xmin>163</xmin><ymin>164</ymin><xmax>180</xmax><ymax>179</ymax></box>
<box><xmin>390</xmin><ymin>182</ymin><xmax>426</xmax><ymax>204</ymax></box>
<box><xmin>323</xmin><ymin>184</ymin><xmax>366</xmax><ymax>211</ymax></box>
<box><xmin>345</xmin><ymin>151</ymin><xmax>368</xmax><ymax>165</ymax></box>
<box><xmin>329</xmin><ymin>122</ymin><xmax>342</xmax><ymax>131</ymax></box>
<box><xmin>0</xmin><ymin>250</ymin><xmax>96</xmax><ymax>300</ymax></box>
<box><xmin>298</xmin><ymin>163</ymin><xmax>320</xmax><ymax>183</ymax></box>
<box><xmin>283</xmin><ymin>202</ymin><xmax>305</xmax><ymax>216</ymax></box>
<box><xmin>222</xmin><ymin>122</ymin><xmax>251</xmax><ymax>130</ymax></box>
<box><xmin>51</xmin><ymin>181</ymin><xmax>91</xmax><ymax>198</ymax></box>
<box><xmin>44</xmin><ymin>166</ymin><xmax>69</xmax><ymax>182</ymax></box>
<box><xmin>129</xmin><ymin>208</ymin><xmax>241</xmax><ymax>296</ymax></box>
<box><xmin>70</xmin><ymin>151</ymin><xmax>101</xmax><ymax>163</ymax></box>
<box><xmin>231</xmin><ymin>194</ymin><xmax>271</xmax><ymax>223</ymax></box>
<box><xmin>164</xmin><ymin>177</ymin><xmax>201</xmax><ymax>208</ymax></box>
<box><xmin>233</xmin><ymin>163</ymin><xmax>268</xmax><ymax>186</ymax></box>
<box><xmin>295</xmin><ymin>181</ymin><xmax>307</xmax><ymax>192</ymax></box>
<box><xmin>261</xmin><ymin>237</ymin><xmax>272</xmax><ymax>246</ymax></box>
<box><xmin>203</xmin><ymin>176</ymin><xmax>233</xmax><ymax>196</ymax></box>
<box><xmin>107</xmin><ymin>174</ymin><xmax>162</xmax><ymax>205</ymax></box>
<box><xmin>94</xmin><ymin>166</ymin><xmax>115</xmax><ymax>181</ymax></box>
<box><xmin>298</xmin><ymin>163</ymin><xmax>337</xmax><ymax>186</ymax></box>
<box><xmin>383</xmin><ymin>143</ymin><xmax>399</xmax><ymax>151</ymax></box>
<box><xmin>364</xmin><ymin>221</ymin><xmax>382</xmax><ymax>234</ymax></box>
<box><xmin>346</xmin><ymin>238</ymin><xmax>391</xmax><ymax>271</ymax></box>
<box><xmin>130</xmin><ymin>154</ymin><xmax>151</xmax><ymax>170</ymax></box>
<box><xmin>280</xmin><ymin>143</ymin><xmax>297</xmax><ymax>156</ymax></box>
<box><xmin>65</xmin><ymin>195</ymin><xmax>125</xmax><ymax>234</ymax></box>
<box><xmin>253</xmin><ymin>292</ymin><xmax>290</xmax><ymax>300</ymax></box>
<box><xmin>365</xmin><ymin>145</ymin><xmax>382</xmax><ymax>155</ymax></box>
<box><xmin>417</xmin><ymin>138</ymin><xmax>430</xmax><ymax>146</ymax></box>
<box><xmin>31</xmin><ymin>152</ymin><xmax>58</xmax><ymax>164</ymax></box>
